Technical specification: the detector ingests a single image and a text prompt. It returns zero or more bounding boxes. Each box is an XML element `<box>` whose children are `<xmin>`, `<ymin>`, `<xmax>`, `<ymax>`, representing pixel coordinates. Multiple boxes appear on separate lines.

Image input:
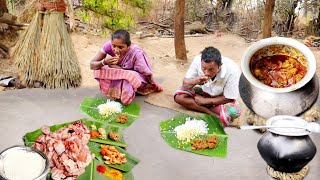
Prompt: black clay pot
<box><xmin>257</xmin><ymin>132</ymin><xmax>317</xmax><ymax>173</ymax></box>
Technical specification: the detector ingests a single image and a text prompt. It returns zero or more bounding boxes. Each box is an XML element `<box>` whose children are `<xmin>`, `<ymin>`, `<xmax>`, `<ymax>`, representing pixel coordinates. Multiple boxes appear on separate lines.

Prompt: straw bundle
<box><xmin>39</xmin><ymin>11</ymin><xmax>81</xmax><ymax>88</ymax></box>
<box><xmin>13</xmin><ymin>12</ymin><xmax>41</xmax><ymax>86</ymax></box>
<box><xmin>17</xmin><ymin>0</ymin><xmax>38</xmax><ymax>23</ymax></box>
<box><xmin>13</xmin><ymin>0</ymin><xmax>82</xmax><ymax>89</ymax></box>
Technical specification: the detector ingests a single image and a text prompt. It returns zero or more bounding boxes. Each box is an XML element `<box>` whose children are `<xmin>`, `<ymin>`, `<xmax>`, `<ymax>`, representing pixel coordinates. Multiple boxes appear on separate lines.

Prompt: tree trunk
<box><xmin>316</xmin><ymin>7</ymin><xmax>320</xmax><ymax>36</ymax></box>
<box><xmin>286</xmin><ymin>0</ymin><xmax>299</xmax><ymax>35</ymax></box>
<box><xmin>174</xmin><ymin>0</ymin><xmax>187</xmax><ymax>61</ymax></box>
<box><xmin>303</xmin><ymin>0</ymin><xmax>308</xmax><ymax>19</ymax></box>
<box><xmin>262</xmin><ymin>0</ymin><xmax>275</xmax><ymax>38</ymax></box>
<box><xmin>0</xmin><ymin>0</ymin><xmax>8</xmax><ymax>15</ymax></box>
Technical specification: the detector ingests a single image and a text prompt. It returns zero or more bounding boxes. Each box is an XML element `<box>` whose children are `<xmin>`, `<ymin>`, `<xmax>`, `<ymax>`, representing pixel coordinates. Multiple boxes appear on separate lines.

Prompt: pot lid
<box><xmin>266</xmin><ymin>115</ymin><xmax>310</xmax><ymax>136</ymax></box>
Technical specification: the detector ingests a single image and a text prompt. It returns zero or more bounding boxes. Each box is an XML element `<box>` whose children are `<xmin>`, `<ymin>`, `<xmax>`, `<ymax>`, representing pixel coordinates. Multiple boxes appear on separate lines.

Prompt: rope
<box><xmin>267</xmin><ymin>165</ymin><xmax>309</xmax><ymax>180</ymax></box>
<box><xmin>36</xmin><ymin>0</ymin><xmax>66</xmax><ymax>12</ymax></box>
<box><xmin>39</xmin><ymin>11</ymin><xmax>64</xmax><ymax>14</ymax></box>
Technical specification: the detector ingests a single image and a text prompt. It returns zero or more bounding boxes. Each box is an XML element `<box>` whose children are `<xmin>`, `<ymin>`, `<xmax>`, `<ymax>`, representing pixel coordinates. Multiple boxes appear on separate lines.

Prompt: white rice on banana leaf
<box><xmin>97</xmin><ymin>100</ymin><xmax>122</xmax><ymax>116</ymax></box>
<box><xmin>174</xmin><ymin>117</ymin><xmax>208</xmax><ymax>142</ymax></box>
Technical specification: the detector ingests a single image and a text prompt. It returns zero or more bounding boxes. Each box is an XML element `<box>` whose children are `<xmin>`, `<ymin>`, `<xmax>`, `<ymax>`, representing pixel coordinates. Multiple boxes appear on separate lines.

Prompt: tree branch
<box><xmin>137</xmin><ymin>21</ymin><xmax>171</xmax><ymax>28</ymax></box>
<box><xmin>0</xmin><ymin>17</ymin><xmax>29</xmax><ymax>27</ymax></box>
<box><xmin>0</xmin><ymin>42</ymin><xmax>10</xmax><ymax>59</ymax></box>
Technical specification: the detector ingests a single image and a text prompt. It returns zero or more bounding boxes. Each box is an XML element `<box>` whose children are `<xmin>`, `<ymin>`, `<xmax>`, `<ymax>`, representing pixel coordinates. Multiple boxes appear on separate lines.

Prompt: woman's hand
<box><xmin>104</xmin><ymin>57</ymin><xmax>119</xmax><ymax>65</ymax></box>
<box><xmin>109</xmin><ymin>65</ymin><xmax>122</xmax><ymax>69</ymax></box>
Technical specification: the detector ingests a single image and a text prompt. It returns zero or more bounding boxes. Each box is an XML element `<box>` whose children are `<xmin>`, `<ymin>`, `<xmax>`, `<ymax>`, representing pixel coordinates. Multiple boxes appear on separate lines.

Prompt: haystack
<box><xmin>13</xmin><ymin>0</ymin><xmax>81</xmax><ymax>88</ymax></box>
<box><xmin>13</xmin><ymin>12</ymin><xmax>41</xmax><ymax>86</ymax></box>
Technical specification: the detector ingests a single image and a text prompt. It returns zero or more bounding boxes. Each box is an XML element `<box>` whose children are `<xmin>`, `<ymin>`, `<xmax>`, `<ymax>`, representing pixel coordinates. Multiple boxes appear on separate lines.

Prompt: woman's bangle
<box><xmin>101</xmin><ymin>58</ymin><xmax>106</xmax><ymax>66</ymax></box>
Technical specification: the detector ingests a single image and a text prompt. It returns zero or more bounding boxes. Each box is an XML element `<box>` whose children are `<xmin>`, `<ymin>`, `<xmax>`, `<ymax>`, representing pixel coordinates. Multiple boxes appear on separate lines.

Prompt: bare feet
<box><xmin>174</xmin><ymin>94</ymin><xmax>218</xmax><ymax>118</ymax></box>
<box><xmin>194</xmin><ymin>95</ymin><xmax>210</xmax><ymax>106</ymax></box>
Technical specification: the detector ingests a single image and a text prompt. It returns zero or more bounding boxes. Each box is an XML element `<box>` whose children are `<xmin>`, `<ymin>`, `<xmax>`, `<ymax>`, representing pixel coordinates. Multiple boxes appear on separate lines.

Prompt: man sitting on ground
<box><xmin>174</xmin><ymin>47</ymin><xmax>241</xmax><ymax>126</ymax></box>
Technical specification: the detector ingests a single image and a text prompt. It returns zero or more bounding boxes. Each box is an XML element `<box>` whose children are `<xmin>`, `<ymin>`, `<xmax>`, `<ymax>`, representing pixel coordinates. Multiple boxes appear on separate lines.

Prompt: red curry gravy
<box><xmin>251</xmin><ymin>55</ymin><xmax>307</xmax><ymax>88</ymax></box>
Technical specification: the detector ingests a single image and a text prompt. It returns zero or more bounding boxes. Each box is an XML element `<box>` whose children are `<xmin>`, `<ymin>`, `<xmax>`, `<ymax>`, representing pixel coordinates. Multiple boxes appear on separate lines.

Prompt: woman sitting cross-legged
<box><xmin>90</xmin><ymin>29</ymin><xmax>162</xmax><ymax>105</ymax></box>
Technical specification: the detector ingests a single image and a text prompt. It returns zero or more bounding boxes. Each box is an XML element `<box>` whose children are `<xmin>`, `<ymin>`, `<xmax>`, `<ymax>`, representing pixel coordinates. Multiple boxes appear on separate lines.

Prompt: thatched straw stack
<box><xmin>13</xmin><ymin>12</ymin><xmax>41</xmax><ymax>86</ymax></box>
<box><xmin>39</xmin><ymin>11</ymin><xmax>81</xmax><ymax>88</ymax></box>
<box><xmin>13</xmin><ymin>0</ymin><xmax>81</xmax><ymax>89</ymax></box>
<box><xmin>17</xmin><ymin>0</ymin><xmax>37</xmax><ymax>23</ymax></box>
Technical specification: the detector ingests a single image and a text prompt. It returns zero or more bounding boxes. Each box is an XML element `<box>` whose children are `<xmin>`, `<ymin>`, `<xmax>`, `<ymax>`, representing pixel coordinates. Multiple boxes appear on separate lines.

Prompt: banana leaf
<box><xmin>77</xmin><ymin>159</ymin><xmax>134</xmax><ymax>180</ymax></box>
<box><xmin>82</xmin><ymin>119</ymin><xmax>127</xmax><ymax>147</ymax></box>
<box><xmin>23</xmin><ymin>120</ymin><xmax>139</xmax><ymax>177</ymax></box>
<box><xmin>80</xmin><ymin>98</ymin><xmax>140</xmax><ymax>128</ymax></box>
<box><xmin>24</xmin><ymin>121</ymin><xmax>76</xmax><ymax>146</ymax></box>
<box><xmin>23</xmin><ymin>119</ymin><xmax>127</xmax><ymax>147</ymax></box>
<box><xmin>45</xmin><ymin>159</ymin><xmax>134</xmax><ymax>180</ymax></box>
<box><xmin>160</xmin><ymin>114</ymin><xmax>229</xmax><ymax>158</ymax></box>
<box><xmin>88</xmin><ymin>141</ymin><xmax>140</xmax><ymax>172</ymax></box>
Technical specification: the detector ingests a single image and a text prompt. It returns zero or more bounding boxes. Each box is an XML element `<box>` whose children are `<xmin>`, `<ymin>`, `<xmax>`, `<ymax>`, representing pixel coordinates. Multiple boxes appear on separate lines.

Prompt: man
<box><xmin>174</xmin><ymin>47</ymin><xmax>241</xmax><ymax>126</ymax></box>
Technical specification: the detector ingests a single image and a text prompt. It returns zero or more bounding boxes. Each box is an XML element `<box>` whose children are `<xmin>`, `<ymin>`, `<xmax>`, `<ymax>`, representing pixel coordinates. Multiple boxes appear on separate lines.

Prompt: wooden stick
<box><xmin>139</xmin><ymin>34</ymin><xmax>155</xmax><ymax>39</ymax></box>
<box><xmin>0</xmin><ymin>18</ymin><xmax>29</xmax><ymax>27</ymax></box>
<box><xmin>66</xmin><ymin>0</ymin><xmax>75</xmax><ymax>30</ymax></box>
<box><xmin>0</xmin><ymin>47</ymin><xmax>9</xmax><ymax>58</ymax></box>
<box><xmin>159</xmin><ymin>34</ymin><xmax>206</xmax><ymax>38</ymax></box>
<box><xmin>137</xmin><ymin>21</ymin><xmax>170</xmax><ymax>28</ymax></box>
<box><xmin>10</xmin><ymin>25</ymin><xmax>27</xmax><ymax>30</ymax></box>
<box><xmin>0</xmin><ymin>42</ymin><xmax>9</xmax><ymax>52</ymax></box>
<box><xmin>205</xmin><ymin>27</ymin><xmax>214</xmax><ymax>32</ymax></box>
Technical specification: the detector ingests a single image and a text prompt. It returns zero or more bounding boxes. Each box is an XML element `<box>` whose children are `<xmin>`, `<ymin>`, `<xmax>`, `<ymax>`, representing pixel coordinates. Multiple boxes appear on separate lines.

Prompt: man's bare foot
<box><xmin>194</xmin><ymin>95</ymin><xmax>210</xmax><ymax>106</ymax></box>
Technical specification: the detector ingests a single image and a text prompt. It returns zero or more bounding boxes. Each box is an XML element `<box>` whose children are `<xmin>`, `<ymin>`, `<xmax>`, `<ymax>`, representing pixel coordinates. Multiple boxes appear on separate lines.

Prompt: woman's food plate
<box><xmin>160</xmin><ymin>114</ymin><xmax>228</xmax><ymax>157</ymax></box>
<box><xmin>80</xmin><ymin>98</ymin><xmax>140</xmax><ymax>128</ymax></box>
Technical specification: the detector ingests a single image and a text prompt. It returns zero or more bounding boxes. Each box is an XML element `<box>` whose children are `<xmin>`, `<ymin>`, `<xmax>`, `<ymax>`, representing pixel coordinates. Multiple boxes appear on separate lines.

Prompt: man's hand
<box><xmin>194</xmin><ymin>95</ymin><xmax>210</xmax><ymax>106</ymax></box>
<box><xmin>182</xmin><ymin>76</ymin><xmax>209</xmax><ymax>89</ymax></box>
<box><xmin>196</xmin><ymin>76</ymin><xmax>209</xmax><ymax>85</ymax></box>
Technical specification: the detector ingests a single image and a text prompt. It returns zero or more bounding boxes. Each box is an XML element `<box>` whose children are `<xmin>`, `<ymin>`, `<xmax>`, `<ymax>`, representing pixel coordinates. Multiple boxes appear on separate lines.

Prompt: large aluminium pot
<box><xmin>240</xmin><ymin>37</ymin><xmax>319</xmax><ymax>118</ymax></box>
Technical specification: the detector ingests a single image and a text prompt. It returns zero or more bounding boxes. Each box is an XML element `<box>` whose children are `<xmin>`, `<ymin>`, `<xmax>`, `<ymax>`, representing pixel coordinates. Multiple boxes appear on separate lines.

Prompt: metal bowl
<box><xmin>239</xmin><ymin>73</ymin><xmax>319</xmax><ymax>119</ymax></box>
<box><xmin>241</xmin><ymin>37</ymin><xmax>316</xmax><ymax>93</ymax></box>
<box><xmin>0</xmin><ymin>145</ymin><xmax>50</xmax><ymax>180</ymax></box>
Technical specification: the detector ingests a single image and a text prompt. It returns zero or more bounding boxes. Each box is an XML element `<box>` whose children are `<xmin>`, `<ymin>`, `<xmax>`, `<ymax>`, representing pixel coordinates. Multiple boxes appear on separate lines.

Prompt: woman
<box><xmin>90</xmin><ymin>29</ymin><xmax>162</xmax><ymax>105</ymax></box>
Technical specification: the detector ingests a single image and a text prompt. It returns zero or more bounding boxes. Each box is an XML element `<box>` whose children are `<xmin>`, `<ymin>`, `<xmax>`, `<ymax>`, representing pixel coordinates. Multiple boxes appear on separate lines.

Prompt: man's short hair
<box><xmin>201</xmin><ymin>47</ymin><xmax>222</xmax><ymax>65</ymax></box>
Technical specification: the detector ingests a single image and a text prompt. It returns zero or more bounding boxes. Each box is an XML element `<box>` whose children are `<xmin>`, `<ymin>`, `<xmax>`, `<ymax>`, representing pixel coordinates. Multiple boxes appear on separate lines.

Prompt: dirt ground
<box><xmin>0</xmin><ymin>32</ymin><xmax>251</xmax><ymax>87</ymax></box>
<box><xmin>1</xmin><ymin>33</ymin><xmax>320</xmax><ymax>116</ymax></box>
<box><xmin>1</xmin><ymin>32</ymin><xmax>320</xmax><ymax>126</ymax></box>
<box><xmin>2</xmin><ymin>32</ymin><xmax>320</xmax><ymax>87</ymax></box>
<box><xmin>72</xmin><ymin>32</ymin><xmax>251</xmax><ymax>88</ymax></box>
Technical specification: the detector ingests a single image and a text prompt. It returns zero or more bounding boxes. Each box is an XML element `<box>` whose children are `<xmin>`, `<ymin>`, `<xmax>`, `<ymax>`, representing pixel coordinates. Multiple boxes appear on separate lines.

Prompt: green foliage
<box><xmin>81</xmin><ymin>0</ymin><xmax>151</xmax><ymax>30</ymax></box>
<box><xmin>102</xmin><ymin>12</ymin><xmax>135</xmax><ymax>30</ymax></box>
<box><xmin>126</xmin><ymin>0</ymin><xmax>150</xmax><ymax>10</ymax></box>
<box><xmin>76</xmin><ymin>9</ymin><xmax>92</xmax><ymax>24</ymax></box>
